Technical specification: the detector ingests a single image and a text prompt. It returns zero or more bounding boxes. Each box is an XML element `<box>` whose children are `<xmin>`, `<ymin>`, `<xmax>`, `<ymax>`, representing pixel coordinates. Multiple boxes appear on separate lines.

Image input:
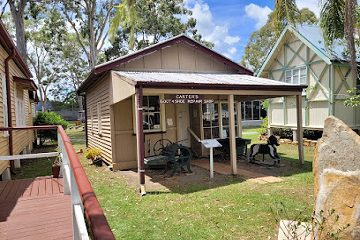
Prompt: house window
<box><xmin>202</xmin><ymin>103</ymin><xmax>219</xmax><ymax>139</ymax></box>
<box><xmin>220</xmin><ymin>103</ymin><xmax>238</xmax><ymax>138</ymax></box>
<box><xmin>1</xmin><ymin>74</ymin><xmax>8</xmax><ymax>137</ymax></box>
<box><xmin>143</xmin><ymin>96</ymin><xmax>161</xmax><ymax>131</ymax></box>
<box><xmin>97</xmin><ymin>102</ymin><xmax>102</xmax><ymax>135</ymax></box>
<box><xmin>15</xmin><ymin>90</ymin><xmax>25</xmax><ymax>126</ymax></box>
<box><xmin>285</xmin><ymin>66</ymin><xmax>307</xmax><ymax>85</ymax></box>
<box><xmin>241</xmin><ymin>101</ymin><xmax>265</xmax><ymax>121</ymax></box>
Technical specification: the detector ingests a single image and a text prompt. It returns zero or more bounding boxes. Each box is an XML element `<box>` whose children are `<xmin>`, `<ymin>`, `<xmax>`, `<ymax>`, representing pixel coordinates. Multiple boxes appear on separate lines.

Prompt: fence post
<box><xmin>58</xmin><ymin>132</ymin><xmax>71</xmax><ymax>195</ymax></box>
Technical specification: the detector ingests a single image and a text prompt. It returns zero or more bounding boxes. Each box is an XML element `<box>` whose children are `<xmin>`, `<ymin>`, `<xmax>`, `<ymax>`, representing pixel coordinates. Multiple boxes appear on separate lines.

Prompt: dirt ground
<box><xmin>114</xmin><ymin>154</ymin><xmax>310</xmax><ymax>193</ymax></box>
<box><xmin>116</xmin><ymin>165</ymin><xmax>243</xmax><ymax>193</ymax></box>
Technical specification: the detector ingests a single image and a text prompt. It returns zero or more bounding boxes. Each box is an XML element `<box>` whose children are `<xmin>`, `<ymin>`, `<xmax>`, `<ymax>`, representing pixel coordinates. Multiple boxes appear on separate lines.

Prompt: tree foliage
<box><xmin>320</xmin><ymin>0</ymin><xmax>359</xmax><ymax>107</ymax></box>
<box><xmin>27</xmin><ymin>8</ymin><xmax>68</xmax><ymax>112</ymax></box>
<box><xmin>57</xmin><ymin>0</ymin><xmax>119</xmax><ymax>68</ymax></box>
<box><xmin>106</xmin><ymin>0</ymin><xmax>213</xmax><ymax>60</ymax></box>
<box><xmin>320</xmin><ymin>0</ymin><xmax>345</xmax><ymax>44</ymax></box>
<box><xmin>34</xmin><ymin>111</ymin><xmax>69</xmax><ymax>144</ymax></box>
<box><xmin>273</xmin><ymin>0</ymin><xmax>299</xmax><ymax>35</ymax></box>
<box><xmin>241</xmin><ymin>9</ymin><xmax>317</xmax><ymax>72</ymax></box>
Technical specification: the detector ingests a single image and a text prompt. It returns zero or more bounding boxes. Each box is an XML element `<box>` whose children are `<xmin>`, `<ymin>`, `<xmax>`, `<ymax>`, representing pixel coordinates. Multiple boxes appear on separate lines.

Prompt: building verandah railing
<box><xmin>0</xmin><ymin>125</ymin><xmax>115</xmax><ymax>240</ymax></box>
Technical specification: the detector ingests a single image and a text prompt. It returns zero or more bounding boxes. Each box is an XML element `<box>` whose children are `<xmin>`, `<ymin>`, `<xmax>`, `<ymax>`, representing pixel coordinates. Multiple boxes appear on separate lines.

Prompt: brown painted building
<box><xmin>78</xmin><ymin>34</ymin><xmax>305</xmax><ymax>183</ymax></box>
<box><xmin>0</xmin><ymin>20</ymin><xmax>37</xmax><ymax>180</ymax></box>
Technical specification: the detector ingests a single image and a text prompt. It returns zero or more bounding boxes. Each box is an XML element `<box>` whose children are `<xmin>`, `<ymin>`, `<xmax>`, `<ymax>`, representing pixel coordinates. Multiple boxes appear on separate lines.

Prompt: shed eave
<box><xmin>136</xmin><ymin>81</ymin><xmax>306</xmax><ymax>92</ymax></box>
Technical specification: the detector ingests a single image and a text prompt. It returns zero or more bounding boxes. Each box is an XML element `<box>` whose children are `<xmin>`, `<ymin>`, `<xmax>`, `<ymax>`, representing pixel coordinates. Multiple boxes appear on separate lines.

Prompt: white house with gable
<box><xmin>257</xmin><ymin>24</ymin><xmax>360</xmax><ymax>133</ymax></box>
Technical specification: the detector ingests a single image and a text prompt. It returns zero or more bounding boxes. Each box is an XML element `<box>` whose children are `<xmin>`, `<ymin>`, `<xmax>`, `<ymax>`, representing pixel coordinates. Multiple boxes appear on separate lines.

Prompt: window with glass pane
<box><xmin>241</xmin><ymin>102</ymin><xmax>245</xmax><ymax>120</ymax></box>
<box><xmin>253</xmin><ymin>101</ymin><xmax>260</xmax><ymax>120</ymax></box>
<box><xmin>244</xmin><ymin>101</ymin><xmax>252</xmax><ymax>120</ymax></box>
<box><xmin>284</xmin><ymin>66</ymin><xmax>307</xmax><ymax>85</ymax></box>
<box><xmin>285</xmin><ymin>70</ymin><xmax>292</xmax><ymax>83</ymax></box>
<box><xmin>220</xmin><ymin>103</ymin><xmax>238</xmax><ymax>138</ymax></box>
<box><xmin>143</xmin><ymin>96</ymin><xmax>161</xmax><ymax>131</ymax></box>
<box><xmin>202</xmin><ymin>103</ymin><xmax>219</xmax><ymax>139</ymax></box>
<box><xmin>299</xmin><ymin>67</ymin><xmax>306</xmax><ymax>84</ymax></box>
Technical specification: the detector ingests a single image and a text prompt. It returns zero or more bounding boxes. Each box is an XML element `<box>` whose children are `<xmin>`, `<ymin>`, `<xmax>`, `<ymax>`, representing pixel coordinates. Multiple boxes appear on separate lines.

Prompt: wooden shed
<box><xmin>0</xmin><ymin>20</ymin><xmax>37</xmax><ymax>180</ymax></box>
<box><xmin>78</xmin><ymin>35</ymin><xmax>305</xmax><ymax>193</ymax></box>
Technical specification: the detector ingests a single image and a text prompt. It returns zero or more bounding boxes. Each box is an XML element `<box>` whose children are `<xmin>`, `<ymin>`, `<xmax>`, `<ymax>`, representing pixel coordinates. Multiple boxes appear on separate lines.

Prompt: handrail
<box><xmin>187</xmin><ymin>127</ymin><xmax>201</xmax><ymax>142</ymax></box>
<box><xmin>0</xmin><ymin>125</ymin><xmax>115</xmax><ymax>240</ymax></box>
<box><xmin>58</xmin><ymin>126</ymin><xmax>115</xmax><ymax>240</ymax></box>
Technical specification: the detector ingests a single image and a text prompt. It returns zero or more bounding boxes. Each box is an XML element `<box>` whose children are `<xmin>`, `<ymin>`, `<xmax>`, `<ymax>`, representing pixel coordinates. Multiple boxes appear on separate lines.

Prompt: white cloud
<box><xmin>244</xmin><ymin>3</ymin><xmax>272</xmax><ymax>29</ymax></box>
<box><xmin>186</xmin><ymin>0</ymin><xmax>241</xmax><ymax>59</ymax></box>
<box><xmin>296</xmin><ymin>0</ymin><xmax>321</xmax><ymax>17</ymax></box>
<box><xmin>224</xmin><ymin>36</ymin><xmax>240</xmax><ymax>45</ymax></box>
<box><xmin>228</xmin><ymin>47</ymin><xmax>237</xmax><ymax>55</ymax></box>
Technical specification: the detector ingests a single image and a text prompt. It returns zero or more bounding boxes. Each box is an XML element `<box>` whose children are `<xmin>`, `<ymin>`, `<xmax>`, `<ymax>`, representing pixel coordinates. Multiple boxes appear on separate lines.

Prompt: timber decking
<box><xmin>0</xmin><ymin>177</ymin><xmax>72</xmax><ymax>240</ymax></box>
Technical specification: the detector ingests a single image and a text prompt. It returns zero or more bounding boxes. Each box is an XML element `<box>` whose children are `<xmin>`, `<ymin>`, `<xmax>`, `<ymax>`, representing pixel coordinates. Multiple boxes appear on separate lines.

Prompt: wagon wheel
<box><xmin>153</xmin><ymin>139</ymin><xmax>173</xmax><ymax>155</ymax></box>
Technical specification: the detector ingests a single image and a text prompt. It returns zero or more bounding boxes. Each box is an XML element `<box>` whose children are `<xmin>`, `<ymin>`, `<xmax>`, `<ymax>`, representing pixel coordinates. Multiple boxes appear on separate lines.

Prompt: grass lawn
<box><xmin>65</xmin><ymin>127</ymin><xmax>314</xmax><ymax>240</ymax></box>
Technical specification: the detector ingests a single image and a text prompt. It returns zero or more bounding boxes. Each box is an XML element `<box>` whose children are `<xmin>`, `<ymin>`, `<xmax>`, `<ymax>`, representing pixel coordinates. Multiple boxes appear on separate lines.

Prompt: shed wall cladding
<box><xmin>86</xmin><ymin>75</ymin><xmax>113</xmax><ymax>163</ymax></box>
<box><xmin>0</xmin><ymin>46</ymin><xmax>9</xmax><ymax>173</ymax></box>
<box><xmin>117</xmin><ymin>42</ymin><xmax>238</xmax><ymax>73</ymax></box>
<box><xmin>112</xmin><ymin>98</ymin><xmax>178</xmax><ymax>170</ymax></box>
<box><xmin>0</xmin><ymin>45</ymin><xmax>34</xmax><ymax>174</ymax></box>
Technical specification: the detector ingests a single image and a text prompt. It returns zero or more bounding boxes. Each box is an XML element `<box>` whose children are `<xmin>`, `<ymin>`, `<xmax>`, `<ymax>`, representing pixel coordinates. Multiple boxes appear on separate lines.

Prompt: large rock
<box><xmin>315</xmin><ymin>169</ymin><xmax>360</xmax><ymax>239</ymax></box>
<box><xmin>314</xmin><ymin>116</ymin><xmax>360</xmax><ymax>196</ymax></box>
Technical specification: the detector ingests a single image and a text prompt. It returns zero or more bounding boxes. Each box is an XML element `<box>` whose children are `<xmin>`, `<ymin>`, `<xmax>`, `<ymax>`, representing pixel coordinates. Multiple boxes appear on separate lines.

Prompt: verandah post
<box><xmin>228</xmin><ymin>94</ymin><xmax>237</xmax><ymax>174</ymax></box>
<box><xmin>135</xmin><ymin>85</ymin><xmax>146</xmax><ymax>195</ymax></box>
<box><xmin>296</xmin><ymin>94</ymin><xmax>304</xmax><ymax>164</ymax></box>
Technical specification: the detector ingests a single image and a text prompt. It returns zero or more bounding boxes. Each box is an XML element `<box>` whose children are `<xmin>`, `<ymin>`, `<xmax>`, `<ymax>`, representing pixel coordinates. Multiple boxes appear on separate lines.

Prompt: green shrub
<box><xmin>258</xmin><ymin>116</ymin><xmax>268</xmax><ymax>135</ymax></box>
<box><xmin>34</xmin><ymin>112</ymin><xmax>69</xmax><ymax>144</ymax></box>
<box><xmin>85</xmin><ymin>148</ymin><xmax>102</xmax><ymax>160</ymax></box>
<box><xmin>303</xmin><ymin>129</ymin><xmax>323</xmax><ymax>140</ymax></box>
<box><xmin>272</xmin><ymin>128</ymin><xmax>293</xmax><ymax>139</ymax></box>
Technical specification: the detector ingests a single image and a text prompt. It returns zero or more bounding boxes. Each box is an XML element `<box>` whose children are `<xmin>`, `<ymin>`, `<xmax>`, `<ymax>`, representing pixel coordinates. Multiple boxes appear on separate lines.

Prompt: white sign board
<box><xmin>200</xmin><ymin>139</ymin><xmax>222</xmax><ymax>179</ymax></box>
<box><xmin>201</xmin><ymin>139</ymin><xmax>222</xmax><ymax>148</ymax></box>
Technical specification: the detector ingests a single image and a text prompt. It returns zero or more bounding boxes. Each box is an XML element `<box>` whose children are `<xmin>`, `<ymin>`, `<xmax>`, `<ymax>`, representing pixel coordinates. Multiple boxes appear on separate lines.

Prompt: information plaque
<box><xmin>201</xmin><ymin>139</ymin><xmax>222</xmax><ymax>148</ymax></box>
<box><xmin>200</xmin><ymin>139</ymin><xmax>222</xmax><ymax>179</ymax></box>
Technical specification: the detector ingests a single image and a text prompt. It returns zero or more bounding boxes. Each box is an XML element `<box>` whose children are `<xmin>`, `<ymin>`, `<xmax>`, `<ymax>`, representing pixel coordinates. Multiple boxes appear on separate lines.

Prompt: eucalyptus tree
<box><xmin>0</xmin><ymin>0</ymin><xmax>48</xmax><ymax>59</ymax></box>
<box><xmin>106</xmin><ymin>0</ymin><xmax>213</xmax><ymax>60</ymax></box>
<box><xmin>57</xmin><ymin>0</ymin><xmax>119</xmax><ymax>68</ymax></box>
<box><xmin>4</xmin><ymin>0</ymin><xmax>27</xmax><ymax>59</ymax></box>
<box><xmin>27</xmin><ymin>8</ymin><xmax>67</xmax><ymax>111</ymax></box>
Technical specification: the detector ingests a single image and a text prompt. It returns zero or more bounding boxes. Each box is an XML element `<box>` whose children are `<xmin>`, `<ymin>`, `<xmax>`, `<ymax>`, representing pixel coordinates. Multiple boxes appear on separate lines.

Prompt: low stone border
<box><xmin>278</xmin><ymin>138</ymin><xmax>317</xmax><ymax>147</ymax></box>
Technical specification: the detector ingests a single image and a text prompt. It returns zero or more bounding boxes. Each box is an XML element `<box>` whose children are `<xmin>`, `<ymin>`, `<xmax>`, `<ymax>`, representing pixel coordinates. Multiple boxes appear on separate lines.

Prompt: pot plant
<box><xmin>85</xmin><ymin>148</ymin><xmax>103</xmax><ymax>166</ymax></box>
<box><xmin>52</xmin><ymin>156</ymin><xmax>62</xmax><ymax>178</ymax></box>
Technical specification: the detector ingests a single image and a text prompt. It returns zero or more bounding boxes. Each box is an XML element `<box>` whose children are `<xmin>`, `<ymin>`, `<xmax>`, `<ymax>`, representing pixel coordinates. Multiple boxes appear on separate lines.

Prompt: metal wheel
<box><xmin>153</xmin><ymin>139</ymin><xmax>173</xmax><ymax>155</ymax></box>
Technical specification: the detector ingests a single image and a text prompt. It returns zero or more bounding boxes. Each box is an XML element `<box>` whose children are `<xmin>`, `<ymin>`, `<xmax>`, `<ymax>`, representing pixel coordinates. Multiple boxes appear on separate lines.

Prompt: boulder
<box><xmin>314</xmin><ymin>116</ymin><xmax>360</xmax><ymax>196</ymax></box>
<box><xmin>315</xmin><ymin>169</ymin><xmax>360</xmax><ymax>239</ymax></box>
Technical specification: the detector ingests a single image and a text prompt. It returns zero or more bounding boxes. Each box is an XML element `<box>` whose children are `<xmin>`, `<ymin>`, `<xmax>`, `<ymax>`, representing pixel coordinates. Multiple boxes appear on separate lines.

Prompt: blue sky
<box><xmin>185</xmin><ymin>0</ymin><xmax>321</xmax><ymax>62</ymax></box>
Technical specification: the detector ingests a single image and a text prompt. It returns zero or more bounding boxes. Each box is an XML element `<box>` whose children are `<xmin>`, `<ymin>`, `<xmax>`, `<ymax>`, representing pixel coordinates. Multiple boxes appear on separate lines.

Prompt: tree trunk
<box><xmin>344</xmin><ymin>0</ymin><xmax>358</xmax><ymax>80</ymax></box>
<box><xmin>13</xmin><ymin>12</ymin><xmax>26</xmax><ymax>59</ymax></box>
<box><xmin>88</xmin><ymin>0</ymin><xmax>97</xmax><ymax>69</ymax></box>
<box><xmin>77</xmin><ymin>95</ymin><xmax>83</xmax><ymax>111</ymax></box>
<box><xmin>9</xmin><ymin>0</ymin><xmax>27</xmax><ymax>60</ymax></box>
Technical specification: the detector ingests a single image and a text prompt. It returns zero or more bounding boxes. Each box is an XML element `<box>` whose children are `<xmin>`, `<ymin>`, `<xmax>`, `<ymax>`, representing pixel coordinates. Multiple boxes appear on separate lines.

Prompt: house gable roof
<box><xmin>256</xmin><ymin>24</ymin><xmax>352</xmax><ymax>77</ymax></box>
<box><xmin>78</xmin><ymin>34</ymin><xmax>253</xmax><ymax>93</ymax></box>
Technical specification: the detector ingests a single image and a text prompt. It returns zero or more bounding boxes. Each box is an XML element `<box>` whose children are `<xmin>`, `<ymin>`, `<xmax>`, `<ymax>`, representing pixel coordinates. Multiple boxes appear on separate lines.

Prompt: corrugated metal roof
<box><xmin>114</xmin><ymin>71</ymin><xmax>301</xmax><ymax>87</ymax></box>
<box><xmin>295</xmin><ymin>25</ymin><xmax>357</xmax><ymax>62</ymax></box>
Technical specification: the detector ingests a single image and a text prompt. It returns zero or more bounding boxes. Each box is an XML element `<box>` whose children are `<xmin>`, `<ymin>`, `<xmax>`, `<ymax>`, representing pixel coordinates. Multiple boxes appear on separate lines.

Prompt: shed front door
<box><xmin>176</xmin><ymin>104</ymin><xmax>191</xmax><ymax>147</ymax></box>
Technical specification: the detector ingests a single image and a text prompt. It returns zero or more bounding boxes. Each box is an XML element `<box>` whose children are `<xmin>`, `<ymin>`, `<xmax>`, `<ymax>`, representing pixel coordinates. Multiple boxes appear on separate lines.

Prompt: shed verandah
<box><xmin>109</xmin><ymin>71</ymin><xmax>306</xmax><ymax>195</ymax></box>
